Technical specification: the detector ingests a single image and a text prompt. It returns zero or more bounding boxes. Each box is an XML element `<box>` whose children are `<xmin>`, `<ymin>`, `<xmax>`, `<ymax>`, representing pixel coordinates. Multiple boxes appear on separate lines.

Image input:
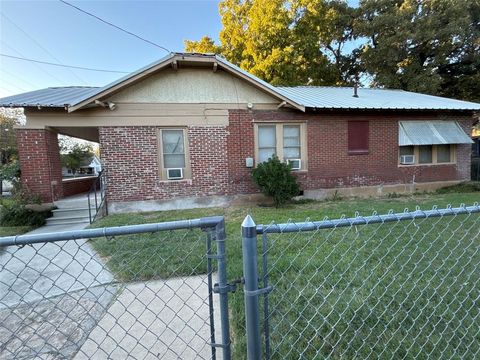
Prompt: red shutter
<box><xmin>348</xmin><ymin>121</ymin><xmax>369</xmax><ymax>154</ymax></box>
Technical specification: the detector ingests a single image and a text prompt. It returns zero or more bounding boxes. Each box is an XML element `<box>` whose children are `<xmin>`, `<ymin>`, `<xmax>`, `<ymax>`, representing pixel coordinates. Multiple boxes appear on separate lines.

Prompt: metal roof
<box><xmin>276</xmin><ymin>86</ymin><xmax>480</xmax><ymax>111</ymax></box>
<box><xmin>0</xmin><ymin>52</ymin><xmax>479</xmax><ymax>112</ymax></box>
<box><xmin>399</xmin><ymin>121</ymin><xmax>473</xmax><ymax>146</ymax></box>
<box><xmin>0</xmin><ymin>86</ymin><xmax>99</xmax><ymax>108</ymax></box>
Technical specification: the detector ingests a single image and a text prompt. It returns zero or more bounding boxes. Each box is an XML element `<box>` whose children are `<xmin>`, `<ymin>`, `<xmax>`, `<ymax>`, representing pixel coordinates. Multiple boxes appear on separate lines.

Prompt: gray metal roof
<box><xmin>0</xmin><ymin>86</ymin><xmax>99</xmax><ymax>108</ymax></box>
<box><xmin>276</xmin><ymin>86</ymin><xmax>480</xmax><ymax>111</ymax></box>
<box><xmin>399</xmin><ymin>121</ymin><xmax>473</xmax><ymax>146</ymax></box>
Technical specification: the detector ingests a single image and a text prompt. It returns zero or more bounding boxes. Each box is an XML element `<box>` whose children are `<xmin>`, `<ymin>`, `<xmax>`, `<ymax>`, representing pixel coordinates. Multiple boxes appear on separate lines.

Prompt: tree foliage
<box><xmin>60</xmin><ymin>143</ymin><xmax>94</xmax><ymax>175</ymax></box>
<box><xmin>252</xmin><ymin>155</ymin><xmax>300</xmax><ymax>207</ymax></box>
<box><xmin>185</xmin><ymin>0</ymin><xmax>480</xmax><ymax>100</ymax></box>
<box><xmin>358</xmin><ymin>0</ymin><xmax>480</xmax><ymax>101</ymax></box>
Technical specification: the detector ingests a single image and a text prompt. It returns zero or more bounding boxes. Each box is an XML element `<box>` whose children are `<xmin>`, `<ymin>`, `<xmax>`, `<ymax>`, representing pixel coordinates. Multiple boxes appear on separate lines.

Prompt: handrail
<box><xmin>87</xmin><ymin>169</ymin><xmax>108</xmax><ymax>223</ymax></box>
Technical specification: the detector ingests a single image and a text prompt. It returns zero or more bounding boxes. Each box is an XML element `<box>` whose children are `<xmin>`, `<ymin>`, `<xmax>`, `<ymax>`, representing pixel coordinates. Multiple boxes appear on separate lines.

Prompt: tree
<box><xmin>252</xmin><ymin>155</ymin><xmax>300</xmax><ymax>207</ymax></box>
<box><xmin>357</xmin><ymin>0</ymin><xmax>480</xmax><ymax>101</ymax></box>
<box><xmin>60</xmin><ymin>143</ymin><xmax>94</xmax><ymax>176</ymax></box>
<box><xmin>184</xmin><ymin>36</ymin><xmax>221</xmax><ymax>53</ymax></box>
<box><xmin>185</xmin><ymin>0</ymin><xmax>359</xmax><ymax>86</ymax></box>
<box><xmin>0</xmin><ymin>108</ymin><xmax>23</xmax><ymax>195</ymax></box>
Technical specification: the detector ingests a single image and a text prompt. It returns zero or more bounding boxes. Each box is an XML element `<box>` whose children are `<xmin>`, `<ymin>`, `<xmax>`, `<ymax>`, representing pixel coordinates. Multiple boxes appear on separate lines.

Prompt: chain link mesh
<box><xmin>0</xmin><ymin>226</ymin><xmax>221</xmax><ymax>359</ymax></box>
<box><xmin>261</xmin><ymin>206</ymin><xmax>480</xmax><ymax>359</ymax></box>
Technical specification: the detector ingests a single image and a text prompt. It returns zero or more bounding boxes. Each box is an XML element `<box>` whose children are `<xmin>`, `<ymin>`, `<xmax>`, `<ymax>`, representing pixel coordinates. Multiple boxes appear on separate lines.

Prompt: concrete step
<box><xmin>45</xmin><ymin>215</ymin><xmax>90</xmax><ymax>226</ymax></box>
<box><xmin>52</xmin><ymin>208</ymin><xmax>93</xmax><ymax>219</ymax></box>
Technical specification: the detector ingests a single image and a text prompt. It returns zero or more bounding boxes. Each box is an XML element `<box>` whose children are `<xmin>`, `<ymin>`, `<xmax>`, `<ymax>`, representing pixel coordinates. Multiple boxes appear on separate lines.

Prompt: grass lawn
<box><xmin>0</xmin><ymin>226</ymin><xmax>33</xmax><ymax>237</ymax></box>
<box><xmin>90</xmin><ymin>190</ymin><xmax>480</xmax><ymax>359</ymax></box>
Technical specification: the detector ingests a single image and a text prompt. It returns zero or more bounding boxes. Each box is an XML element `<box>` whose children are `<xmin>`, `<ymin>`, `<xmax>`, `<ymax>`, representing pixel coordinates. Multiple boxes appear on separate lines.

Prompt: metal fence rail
<box><xmin>0</xmin><ymin>216</ymin><xmax>231</xmax><ymax>360</ymax></box>
<box><xmin>242</xmin><ymin>204</ymin><xmax>480</xmax><ymax>359</ymax></box>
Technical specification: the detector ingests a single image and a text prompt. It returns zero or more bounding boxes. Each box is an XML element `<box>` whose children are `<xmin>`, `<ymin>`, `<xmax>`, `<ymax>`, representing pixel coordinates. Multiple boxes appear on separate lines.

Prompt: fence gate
<box><xmin>0</xmin><ymin>216</ymin><xmax>231</xmax><ymax>360</ymax></box>
<box><xmin>241</xmin><ymin>204</ymin><xmax>480</xmax><ymax>359</ymax></box>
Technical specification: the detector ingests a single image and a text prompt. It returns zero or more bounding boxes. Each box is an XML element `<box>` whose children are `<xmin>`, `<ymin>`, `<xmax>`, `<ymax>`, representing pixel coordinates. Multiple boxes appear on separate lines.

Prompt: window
<box><xmin>258</xmin><ymin>125</ymin><xmax>276</xmax><ymax>163</ymax></box>
<box><xmin>255</xmin><ymin>123</ymin><xmax>306</xmax><ymax>170</ymax></box>
<box><xmin>437</xmin><ymin>144</ymin><xmax>451</xmax><ymax>163</ymax></box>
<box><xmin>418</xmin><ymin>145</ymin><xmax>432</xmax><ymax>164</ymax></box>
<box><xmin>159</xmin><ymin>128</ymin><xmax>189</xmax><ymax>180</ymax></box>
<box><xmin>348</xmin><ymin>121</ymin><xmax>369</xmax><ymax>154</ymax></box>
<box><xmin>399</xmin><ymin>145</ymin><xmax>455</xmax><ymax>165</ymax></box>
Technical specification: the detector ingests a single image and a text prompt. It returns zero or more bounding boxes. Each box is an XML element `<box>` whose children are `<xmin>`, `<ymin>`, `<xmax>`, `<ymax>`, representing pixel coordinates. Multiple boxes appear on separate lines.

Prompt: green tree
<box><xmin>61</xmin><ymin>143</ymin><xmax>94</xmax><ymax>176</ymax></box>
<box><xmin>0</xmin><ymin>108</ymin><xmax>23</xmax><ymax>195</ymax></box>
<box><xmin>358</xmin><ymin>0</ymin><xmax>480</xmax><ymax>101</ymax></box>
<box><xmin>185</xmin><ymin>0</ymin><xmax>359</xmax><ymax>86</ymax></box>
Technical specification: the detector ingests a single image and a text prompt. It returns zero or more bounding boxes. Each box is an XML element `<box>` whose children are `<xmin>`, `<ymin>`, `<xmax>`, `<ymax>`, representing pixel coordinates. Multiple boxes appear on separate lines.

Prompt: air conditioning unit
<box><xmin>166</xmin><ymin>168</ymin><xmax>183</xmax><ymax>180</ymax></box>
<box><xmin>400</xmin><ymin>155</ymin><xmax>415</xmax><ymax>165</ymax></box>
<box><xmin>287</xmin><ymin>159</ymin><xmax>301</xmax><ymax>170</ymax></box>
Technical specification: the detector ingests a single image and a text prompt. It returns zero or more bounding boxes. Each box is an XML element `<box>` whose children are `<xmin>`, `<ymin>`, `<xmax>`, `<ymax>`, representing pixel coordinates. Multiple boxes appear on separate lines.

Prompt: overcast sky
<box><xmin>0</xmin><ymin>0</ymin><xmax>222</xmax><ymax>98</ymax></box>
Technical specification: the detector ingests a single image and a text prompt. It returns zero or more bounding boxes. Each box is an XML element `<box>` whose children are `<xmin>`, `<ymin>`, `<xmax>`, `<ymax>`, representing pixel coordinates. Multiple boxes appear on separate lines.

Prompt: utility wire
<box><xmin>1</xmin><ymin>41</ymin><xmax>68</xmax><ymax>85</ymax></box>
<box><xmin>1</xmin><ymin>53</ymin><xmax>130</xmax><ymax>74</ymax></box>
<box><xmin>1</xmin><ymin>12</ymin><xmax>89</xmax><ymax>85</ymax></box>
<box><xmin>58</xmin><ymin>0</ymin><xmax>171</xmax><ymax>53</ymax></box>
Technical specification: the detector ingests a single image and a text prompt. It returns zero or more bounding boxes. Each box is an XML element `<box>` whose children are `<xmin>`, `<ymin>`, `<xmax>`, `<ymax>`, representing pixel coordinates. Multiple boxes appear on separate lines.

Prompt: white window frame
<box><xmin>398</xmin><ymin>144</ymin><xmax>456</xmax><ymax>166</ymax></box>
<box><xmin>158</xmin><ymin>128</ymin><xmax>191</xmax><ymax>180</ymax></box>
<box><xmin>254</xmin><ymin>122</ymin><xmax>307</xmax><ymax>170</ymax></box>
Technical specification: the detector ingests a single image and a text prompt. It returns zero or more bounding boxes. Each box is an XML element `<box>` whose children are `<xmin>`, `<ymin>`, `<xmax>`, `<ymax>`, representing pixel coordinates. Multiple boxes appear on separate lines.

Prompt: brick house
<box><xmin>1</xmin><ymin>53</ymin><xmax>479</xmax><ymax>212</ymax></box>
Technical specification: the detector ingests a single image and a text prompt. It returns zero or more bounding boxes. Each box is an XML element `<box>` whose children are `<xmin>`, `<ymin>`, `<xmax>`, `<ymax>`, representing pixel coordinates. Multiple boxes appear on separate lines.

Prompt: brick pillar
<box><xmin>16</xmin><ymin>128</ymin><xmax>64</xmax><ymax>202</ymax></box>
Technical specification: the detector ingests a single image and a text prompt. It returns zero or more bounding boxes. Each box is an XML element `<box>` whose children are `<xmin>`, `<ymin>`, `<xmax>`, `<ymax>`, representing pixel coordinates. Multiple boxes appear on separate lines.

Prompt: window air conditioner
<box><xmin>166</xmin><ymin>168</ymin><xmax>183</xmax><ymax>180</ymax></box>
<box><xmin>287</xmin><ymin>159</ymin><xmax>301</xmax><ymax>170</ymax></box>
<box><xmin>400</xmin><ymin>155</ymin><xmax>415</xmax><ymax>165</ymax></box>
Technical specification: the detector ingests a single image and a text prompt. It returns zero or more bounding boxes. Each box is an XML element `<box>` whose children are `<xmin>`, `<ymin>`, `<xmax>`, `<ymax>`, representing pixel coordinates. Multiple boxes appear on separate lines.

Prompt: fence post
<box><xmin>242</xmin><ymin>215</ymin><xmax>262</xmax><ymax>360</ymax></box>
<box><xmin>215</xmin><ymin>218</ymin><xmax>232</xmax><ymax>360</ymax></box>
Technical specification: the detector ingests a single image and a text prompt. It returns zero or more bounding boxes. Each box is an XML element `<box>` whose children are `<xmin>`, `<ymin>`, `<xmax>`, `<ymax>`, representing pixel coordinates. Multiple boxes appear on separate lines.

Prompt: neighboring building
<box><xmin>62</xmin><ymin>155</ymin><xmax>102</xmax><ymax>177</ymax></box>
<box><xmin>1</xmin><ymin>53</ymin><xmax>479</xmax><ymax>212</ymax></box>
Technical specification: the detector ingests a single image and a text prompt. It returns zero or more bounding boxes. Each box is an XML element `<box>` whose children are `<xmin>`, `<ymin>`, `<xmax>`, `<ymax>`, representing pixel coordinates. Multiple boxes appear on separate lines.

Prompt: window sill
<box><xmin>348</xmin><ymin>150</ymin><xmax>369</xmax><ymax>155</ymax></box>
<box><xmin>157</xmin><ymin>179</ymin><xmax>193</xmax><ymax>184</ymax></box>
<box><xmin>398</xmin><ymin>162</ymin><xmax>456</xmax><ymax>167</ymax></box>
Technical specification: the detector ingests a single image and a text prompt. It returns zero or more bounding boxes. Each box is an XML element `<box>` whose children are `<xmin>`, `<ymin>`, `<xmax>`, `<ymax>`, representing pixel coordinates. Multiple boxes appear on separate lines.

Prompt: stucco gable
<box><xmin>107</xmin><ymin>68</ymin><xmax>278</xmax><ymax>104</ymax></box>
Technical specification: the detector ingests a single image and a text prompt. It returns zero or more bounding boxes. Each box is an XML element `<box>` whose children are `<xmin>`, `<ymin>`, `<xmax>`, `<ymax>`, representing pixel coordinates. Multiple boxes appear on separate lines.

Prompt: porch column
<box><xmin>16</xmin><ymin>128</ymin><xmax>64</xmax><ymax>202</ymax></box>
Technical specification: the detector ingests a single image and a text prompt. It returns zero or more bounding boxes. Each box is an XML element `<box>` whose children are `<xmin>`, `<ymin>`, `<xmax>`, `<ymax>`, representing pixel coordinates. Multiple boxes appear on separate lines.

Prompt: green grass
<box><xmin>0</xmin><ymin>226</ymin><xmax>32</xmax><ymax>237</ymax></box>
<box><xmin>90</xmin><ymin>191</ymin><xmax>480</xmax><ymax>359</ymax></box>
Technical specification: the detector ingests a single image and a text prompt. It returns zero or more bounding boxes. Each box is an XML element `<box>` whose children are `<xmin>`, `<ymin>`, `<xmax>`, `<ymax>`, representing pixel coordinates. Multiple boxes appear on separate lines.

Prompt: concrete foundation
<box><xmin>108</xmin><ymin>180</ymin><xmax>462</xmax><ymax>213</ymax></box>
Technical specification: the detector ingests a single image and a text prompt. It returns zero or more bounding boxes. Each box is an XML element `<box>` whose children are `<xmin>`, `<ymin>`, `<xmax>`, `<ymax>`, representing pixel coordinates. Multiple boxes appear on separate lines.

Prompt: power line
<box><xmin>58</xmin><ymin>0</ymin><xmax>171</xmax><ymax>53</ymax></box>
<box><xmin>1</xmin><ymin>41</ymin><xmax>68</xmax><ymax>85</ymax></box>
<box><xmin>1</xmin><ymin>53</ymin><xmax>130</xmax><ymax>74</ymax></box>
<box><xmin>1</xmin><ymin>12</ymin><xmax>89</xmax><ymax>85</ymax></box>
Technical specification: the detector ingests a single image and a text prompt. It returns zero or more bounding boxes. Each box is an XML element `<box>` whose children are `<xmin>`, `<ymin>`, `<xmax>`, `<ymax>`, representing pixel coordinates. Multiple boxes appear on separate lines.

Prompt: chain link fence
<box><xmin>238</xmin><ymin>204</ymin><xmax>480</xmax><ymax>359</ymax></box>
<box><xmin>0</xmin><ymin>217</ymin><xmax>231</xmax><ymax>360</ymax></box>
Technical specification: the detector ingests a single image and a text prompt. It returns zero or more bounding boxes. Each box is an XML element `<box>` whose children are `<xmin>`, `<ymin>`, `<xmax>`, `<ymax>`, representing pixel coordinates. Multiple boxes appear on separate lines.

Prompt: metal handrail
<box><xmin>87</xmin><ymin>170</ymin><xmax>108</xmax><ymax>223</ymax></box>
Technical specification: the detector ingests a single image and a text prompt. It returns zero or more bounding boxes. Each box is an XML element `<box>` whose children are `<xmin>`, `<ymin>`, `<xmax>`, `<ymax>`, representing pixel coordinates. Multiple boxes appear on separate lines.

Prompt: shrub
<box><xmin>252</xmin><ymin>155</ymin><xmax>300</xmax><ymax>207</ymax></box>
<box><xmin>0</xmin><ymin>203</ymin><xmax>51</xmax><ymax>227</ymax></box>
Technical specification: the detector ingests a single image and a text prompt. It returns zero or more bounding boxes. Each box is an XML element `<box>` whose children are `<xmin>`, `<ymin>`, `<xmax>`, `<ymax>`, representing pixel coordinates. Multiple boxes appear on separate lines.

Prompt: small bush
<box><xmin>252</xmin><ymin>155</ymin><xmax>300</xmax><ymax>207</ymax></box>
<box><xmin>0</xmin><ymin>203</ymin><xmax>51</xmax><ymax>227</ymax></box>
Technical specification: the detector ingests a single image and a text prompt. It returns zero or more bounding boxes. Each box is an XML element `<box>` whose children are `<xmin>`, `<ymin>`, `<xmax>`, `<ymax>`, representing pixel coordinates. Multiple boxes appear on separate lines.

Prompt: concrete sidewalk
<box><xmin>0</xmin><ymin>222</ymin><xmax>223</xmax><ymax>359</ymax></box>
<box><xmin>0</xmin><ymin>222</ymin><xmax>117</xmax><ymax>359</ymax></box>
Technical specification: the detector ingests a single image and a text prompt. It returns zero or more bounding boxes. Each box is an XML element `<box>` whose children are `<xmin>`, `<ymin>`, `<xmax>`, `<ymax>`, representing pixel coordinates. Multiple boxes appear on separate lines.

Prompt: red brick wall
<box><xmin>16</xmin><ymin>128</ymin><xmax>63</xmax><ymax>202</ymax></box>
<box><xmin>62</xmin><ymin>177</ymin><xmax>96</xmax><ymax>197</ymax></box>
<box><xmin>250</xmin><ymin>110</ymin><xmax>473</xmax><ymax>190</ymax></box>
<box><xmin>99</xmin><ymin>126</ymin><xmax>229</xmax><ymax>202</ymax></box>
<box><xmin>98</xmin><ymin>110</ymin><xmax>473</xmax><ymax>203</ymax></box>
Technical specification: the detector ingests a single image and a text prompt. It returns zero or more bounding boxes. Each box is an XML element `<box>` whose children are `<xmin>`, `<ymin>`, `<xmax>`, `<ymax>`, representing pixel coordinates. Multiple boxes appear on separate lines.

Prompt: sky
<box><xmin>0</xmin><ymin>0</ymin><xmax>223</xmax><ymax>98</ymax></box>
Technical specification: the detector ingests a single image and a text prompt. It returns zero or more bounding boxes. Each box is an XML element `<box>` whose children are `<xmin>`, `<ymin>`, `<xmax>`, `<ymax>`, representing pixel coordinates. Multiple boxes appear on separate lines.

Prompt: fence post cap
<box><xmin>242</xmin><ymin>214</ymin><xmax>256</xmax><ymax>228</ymax></box>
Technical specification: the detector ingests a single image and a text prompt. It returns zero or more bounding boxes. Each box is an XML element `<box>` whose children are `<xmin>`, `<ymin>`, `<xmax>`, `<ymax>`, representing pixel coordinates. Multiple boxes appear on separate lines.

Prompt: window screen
<box><xmin>437</xmin><ymin>145</ymin><xmax>451</xmax><ymax>163</ymax></box>
<box><xmin>283</xmin><ymin>125</ymin><xmax>301</xmax><ymax>159</ymax></box>
<box><xmin>348</xmin><ymin>121</ymin><xmax>369</xmax><ymax>153</ymax></box>
<box><xmin>258</xmin><ymin>126</ymin><xmax>276</xmax><ymax>162</ymax></box>
<box><xmin>162</xmin><ymin>129</ymin><xmax>185</xmax><ymax>168</ymax></box>
<box><xmin>418</xmin><ymin>145</ymin><xmax>433</xmax><ymax>164</ymax></box>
